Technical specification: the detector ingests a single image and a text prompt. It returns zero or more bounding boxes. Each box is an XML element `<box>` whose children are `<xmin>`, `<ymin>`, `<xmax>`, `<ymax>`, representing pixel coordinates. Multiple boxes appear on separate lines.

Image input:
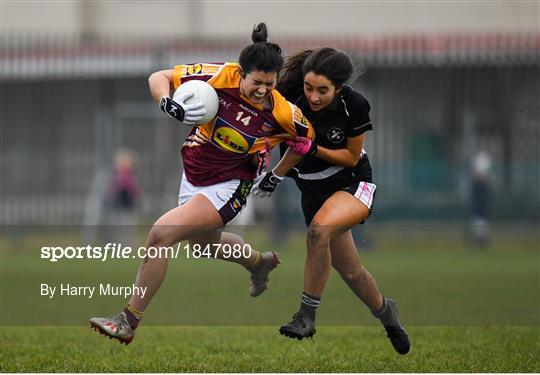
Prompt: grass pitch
<box><xmin>1</xmin><ymin>226</ymin><xmax>539</xmax><ymax>372</ymax></box>
<box><xmin>1</xmin><ymin>325</ymin><xmax>538</xmax><ymax>372</ymax></box>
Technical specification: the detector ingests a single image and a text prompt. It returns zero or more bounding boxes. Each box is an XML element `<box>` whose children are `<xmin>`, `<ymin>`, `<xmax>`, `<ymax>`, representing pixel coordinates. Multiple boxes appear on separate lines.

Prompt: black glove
<box><xmin>252</xmin><ymin>171</ymin><xmax>283</xmax><ymax>198</ymax></box>
<box><xmin>159</xmin><ymin>93</ymin><xmax>206</xmax><ymax>126</ymax></box>
<box><xmin>160</xmin><ymin>96</ymin><xmax>186</xmax><ymax>122</ymax></box>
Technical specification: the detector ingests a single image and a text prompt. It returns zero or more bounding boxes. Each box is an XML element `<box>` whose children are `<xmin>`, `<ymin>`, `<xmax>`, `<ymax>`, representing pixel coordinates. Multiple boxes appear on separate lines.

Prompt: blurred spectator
<box><xmin>107</xmin><ymin>150</ymin><xmax>141</xmax><ymax>214</ymax></box>
<box><xmin>104</xmin><ymin>150</ymin><xmax>142</xmax><ymax>246</ymax></box>
<box><xmin>469</xmin><ymin>150</ymin><xmax>492</xmax><ymax>247</ymax></box>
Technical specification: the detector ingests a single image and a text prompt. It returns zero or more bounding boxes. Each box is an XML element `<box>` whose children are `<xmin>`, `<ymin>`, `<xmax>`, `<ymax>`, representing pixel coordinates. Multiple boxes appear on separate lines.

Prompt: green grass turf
<box><xmin>1</xmin><ymin>227</ymin><xmax>539</xmax><ymax>371</ymax></box>
<box><xmin>2</xmin><ymin>244</ymin><xmax>538</xmax><ymax>325</ymax></box>
<box><xmin>1</xmin><ymin>325</ymin><xmax>538</xmax><ymax>372</ymax></box>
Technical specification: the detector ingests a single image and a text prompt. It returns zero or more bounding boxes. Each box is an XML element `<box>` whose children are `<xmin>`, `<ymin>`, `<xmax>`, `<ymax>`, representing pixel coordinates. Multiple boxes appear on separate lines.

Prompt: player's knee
<box><xmin>146</xmin><ymin>225</ymin><xmax>170</xmax><ymax>248</ymax></box>
<box><xmin>307</xmin><ymin>223</ymin><xmax>330</xmax><ymax>249</ymax></box>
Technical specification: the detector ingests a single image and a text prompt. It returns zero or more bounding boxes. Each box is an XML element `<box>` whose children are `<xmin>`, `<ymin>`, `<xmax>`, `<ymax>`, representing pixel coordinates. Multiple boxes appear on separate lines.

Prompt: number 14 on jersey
<box><xmin>236</xmin><ymin>111</ymin><xmax>252</xmax><ymax>126</ymax></box>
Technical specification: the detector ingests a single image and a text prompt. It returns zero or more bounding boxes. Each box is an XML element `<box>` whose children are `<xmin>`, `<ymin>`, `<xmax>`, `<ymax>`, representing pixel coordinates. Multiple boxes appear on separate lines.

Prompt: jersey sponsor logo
<box><xmin>238</xmin><ymin>103</ymin><xmax>259</xmax><ymax>117</ymax></box>
<box><xmin>293</xmin><ymin>107</ymin><xmax>309</xmax><ymax>127</ymax></box>
<box><xmin>327</xmin><ymin>127</ymin><xmax>345</xmax><ymax>144</ymax></box>
<box><xmin>239</xmin><ymin>180</ymin><xmax>253</xmax><ymax>198</ymax></box>
<box><xmin>211</xmin><ymin>118</ymin><xmax>256</xmax><ymax>154</ymax></box>
<box><xmin>186</xmin><ymin>64</ymin><xmax>203</xmax><ymax>75</ymax></box>
<box><xmin>183</xmin><ymin>63</ymin><xmax>220</xmax><ymax>77</ymax></box>
<box><xmin>232</xmin><ymin>197</ymin><xmax>242</xmax><ymax>210</ymax></box>
<box><xmin>261</xmin><ymin>121</ymin><xmax>275</xmax><ymax>133</ymax></box>
<box><xmin>218</xmin><ymin>97</ymin><xmax>232</xmax><ymax>110</ymax></box>
<box><xmin>293</xmin><ymin>106</ymin><xmax>310</xmax><ymax>137</ymax></box>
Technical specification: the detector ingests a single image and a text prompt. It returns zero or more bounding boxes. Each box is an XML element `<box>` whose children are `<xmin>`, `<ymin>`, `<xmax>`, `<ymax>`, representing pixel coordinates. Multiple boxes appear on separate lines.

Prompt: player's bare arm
<box><xmin>252</xmin><ymin>148</ymin><xmax>305</xmax><ymax>198</ymax></box>
<box><xmin>314</xmin><ymin>134</ymin><xmax>365</xmax><ymax>168</ymax></box>
<box><xmin>273</xmin><ymin>147</ymin><xmax>304</xmax><ymax>177</ymax></box>
<box><xmin>148</xmin><ymin>69</ymin><xmax>174</xmax><ymax>102</ymax></box>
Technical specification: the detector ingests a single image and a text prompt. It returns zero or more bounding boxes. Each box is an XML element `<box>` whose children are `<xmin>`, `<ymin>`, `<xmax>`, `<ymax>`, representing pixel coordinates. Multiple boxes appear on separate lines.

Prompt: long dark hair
<box><xmin>238</xmin><ymin>23</ymin><xmax>283</xmax><ymax>75</ymax></box>
<box><xmin>278</xmin><ymin>47</ymin><xmax>354</xmax><ymax>100</ymax></box>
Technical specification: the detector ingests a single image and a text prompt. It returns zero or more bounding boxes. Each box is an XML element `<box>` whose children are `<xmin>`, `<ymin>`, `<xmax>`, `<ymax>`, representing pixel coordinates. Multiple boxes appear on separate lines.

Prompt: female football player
<box><xmin>260</xmin><ymin>48</ymin><xmax>410</xmax><ymax>354</ymax></box>
<box><xmin>90</xmin><ymin>23</ymin><xmax>313</xmax><ymax>344</ymax></box>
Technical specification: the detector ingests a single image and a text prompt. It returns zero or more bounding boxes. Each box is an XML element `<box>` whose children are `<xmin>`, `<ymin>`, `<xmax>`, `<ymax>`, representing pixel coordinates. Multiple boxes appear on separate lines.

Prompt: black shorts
<box><xmin>300</xmin><ymin>179</ymin><xmax>377</xmax><ymax>226</ymax></box>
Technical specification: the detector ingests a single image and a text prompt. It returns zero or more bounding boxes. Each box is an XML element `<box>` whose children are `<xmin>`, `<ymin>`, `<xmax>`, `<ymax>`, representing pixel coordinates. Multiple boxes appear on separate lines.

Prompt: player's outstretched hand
<box><xmin>252</xmin><ymin>171</ymin><xmax>283</xmax><ymax>198</ymax></box>
<box><xmin>159</xmin><ymin>93</ymin><xmax>207</xmax><ymax>126</ymax></box>
<box><xmin>285</xmin><ymin>136</ymin><xmax>318</xmax><ymax>156</ymax></box>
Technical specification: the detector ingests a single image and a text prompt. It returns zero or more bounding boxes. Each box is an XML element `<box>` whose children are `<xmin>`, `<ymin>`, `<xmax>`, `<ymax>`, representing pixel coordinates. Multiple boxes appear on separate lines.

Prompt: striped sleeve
<box><xmin>271</xmin><ymin>92</ymin><xmax>315</xmax><ymax>141</ymax></box>
<box><xmin>347</xmin><ymin>92</ymin><xmax>373</xmax><ymax>137</ymax></box>
<box><xmin>172</xmin><ymin>63</ymin><xmax>225</xmax><ymax>90</ymax></box>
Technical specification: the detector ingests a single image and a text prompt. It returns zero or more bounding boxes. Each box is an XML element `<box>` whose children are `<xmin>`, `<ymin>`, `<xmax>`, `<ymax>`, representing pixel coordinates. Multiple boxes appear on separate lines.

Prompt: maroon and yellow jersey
<box><xmin>172</xmin><ymin>62</ymin><xmax>314</xmax><ymax>186</ymax></box>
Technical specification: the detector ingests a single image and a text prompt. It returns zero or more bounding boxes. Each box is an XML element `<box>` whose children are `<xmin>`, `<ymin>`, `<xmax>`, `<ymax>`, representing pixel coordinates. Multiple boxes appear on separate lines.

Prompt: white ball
<box><xmin>173</xmin><ymin>80</ymin><xmax>219</xmax><ymax>125</ymax></box>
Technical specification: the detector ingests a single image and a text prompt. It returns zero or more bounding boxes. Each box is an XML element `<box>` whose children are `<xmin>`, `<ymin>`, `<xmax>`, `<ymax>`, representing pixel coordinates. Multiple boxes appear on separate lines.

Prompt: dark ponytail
<box><xmin>239</xmin><ymin>22</ymin><xmax>283</xmax><ymax>75</ymax></box>
<box><xmin>277</xmin><ymin>50</ymin><xmax>313</xmax><ymax>100</ymax></box>
<box><xmin>251</xmin><ymin>23</ymin><xmax>269</xmax><ymax>43</ymax></box>
<box><xmin>278</xmin><ymin>48</ymin><xmax>355</xmax><ymax>100</ymax></box>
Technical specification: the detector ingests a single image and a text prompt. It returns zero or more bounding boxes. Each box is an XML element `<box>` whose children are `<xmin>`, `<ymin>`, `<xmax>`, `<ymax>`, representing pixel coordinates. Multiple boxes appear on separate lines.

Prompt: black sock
<box><xmin>299</xmin><ymin>292</ymin><xmax>320</xmax><ymax>320</ymax></box>
<box><xmin>372</xmin><ymin>298</ymin><xmax>395</xmax><ymax>326</ymax></box>
<box><xmin>372</xmin><ymin>297</ymin><xmax>387</xmax><ymax>318</ymax></box>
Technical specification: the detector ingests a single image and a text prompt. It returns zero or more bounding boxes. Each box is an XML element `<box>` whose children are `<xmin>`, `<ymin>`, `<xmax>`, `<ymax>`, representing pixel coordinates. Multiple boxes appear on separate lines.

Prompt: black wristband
<box><xmin>307</xmin><ymin>141</ymin><xmax>318</xmax><ymax>156</ymax></box>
